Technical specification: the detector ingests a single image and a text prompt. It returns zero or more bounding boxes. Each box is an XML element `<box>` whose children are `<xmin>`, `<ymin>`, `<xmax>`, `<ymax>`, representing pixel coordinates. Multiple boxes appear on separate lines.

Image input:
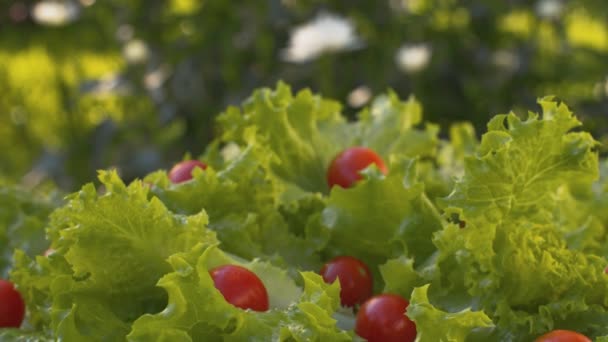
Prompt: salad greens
<box><xmin>0</xmin><ymin>185</ymin><xmax>56</xmax><ymax>279</ymax></box>
<box><xmin>2</xmin><ymin>83</ymin><xmax>608</xmax><ymax>341</ymax></box>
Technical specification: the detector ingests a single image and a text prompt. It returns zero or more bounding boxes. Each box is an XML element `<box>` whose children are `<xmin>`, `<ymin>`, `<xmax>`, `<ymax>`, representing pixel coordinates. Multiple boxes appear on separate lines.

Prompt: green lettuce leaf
<box><xmin>380</xmin><ymin>256</ymin><xmax>427</xmax><ymax>300</ymax></box>
<box><xmin>0</xmin><ymin>186</ymin><xmax>56</xmax><ymax>278</ymax></box>
<box><xmin>0</xmin><ymin>328</ymin><xmax>53</xmax><ymax>342</ymax></box>
<box><xmin>430</xmin><ymin>220</ymin><xmax>608</xmax><ymax>340</ymax></box>
<box><xmin>442</xmin><ymin>97</ymin><xmax>599</xmax><ymax>226</ymax></box>
<box><xmin>407</xmin><ymin>284</ymin><xmax>493</xmax><ymax>342</ymax></box>
<box><xmin>217</xmin><ymin>82</ymin><xmax>349</xmax><ymax>194</ymax></box>
<box><xmin>214</xmin><ymin>82</ymin><xmax>438</xmax><ymax>195</ymax></box>
<box><xmin>318</xmin><ymin>158</ymin><xmax>443</xmax><ymax>281</ymax></box>
<box><xmin>354</xmin><ymin>92</ymin><xmax>439</xmax><ymax>161</ymax></box>
<box><xmin>146</xmin><ymin>139</ymin><xmax>322</xmax><ymax>272</ymax></box>
<box><xmin>11</xmin><ymin>171</ymin><xmax>217</xmax><ymax>340</ymax></box>
<box><xmin>128</xmin><ymin>243</ymin><xmax>350</xmax><ymax>342</ymax></box>
<box><xmin>430</xmin><ymin>122</ymin><xmax>479</xmax><ymax>199</ymax></box>
<box><xmin>419</xmin><ymin>98</ymin><xmax>608</xmax><ymax>340</ymax></box>
<box><xmin>553</xmin><ymin>159</ymin><xmax>608</xmax><ymax>257</ymax></box>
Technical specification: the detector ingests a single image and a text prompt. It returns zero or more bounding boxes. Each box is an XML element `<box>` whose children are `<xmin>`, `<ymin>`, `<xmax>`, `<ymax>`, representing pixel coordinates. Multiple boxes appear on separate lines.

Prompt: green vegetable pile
<box><xmin>2</xmin><ymin>83</ymin><xmax>608</xmax><ymax>341</ymax></box>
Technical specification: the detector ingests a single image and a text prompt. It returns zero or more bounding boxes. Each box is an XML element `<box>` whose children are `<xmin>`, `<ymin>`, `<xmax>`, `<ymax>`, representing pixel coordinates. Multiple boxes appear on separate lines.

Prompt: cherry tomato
<box><xmin>320</xmin><ymin>256</ymin><xmax>373</xmax><ymax>307</ymax></box>
<box><xmin>0</xmin><ymin>279</ymin><xmax>25</xmax><ymax>328</ymax></box>
<box><xmin>327</xmin><ymin>147</ymin><xmax>388</xmax><ymax>188</ymax></box>
<box><xmin>535</xmin><ymin>330</ymin><xmax>591</xmax><ymax>342</ymax></box>
<box><xmin>168</xmin><ymin>160</ymin><xmax>208</xmax><ymax>184</ymax></box>
<box><xmin>355</xmin><ymin>294</ymin><xmax>416</xmax><ymax>342</ymax></box>
<box><xmin>209</xmin><ymin>265</ymin><xmax>269</xmax><ymax>312</ymax></box>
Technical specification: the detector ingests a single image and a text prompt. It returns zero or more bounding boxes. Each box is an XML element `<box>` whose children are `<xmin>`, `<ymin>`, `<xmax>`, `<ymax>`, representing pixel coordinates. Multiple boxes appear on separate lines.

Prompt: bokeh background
<box><xmin>2</xmin><ymin>0</ymin><xmax>608</xmax><ymax>190</ymax></box>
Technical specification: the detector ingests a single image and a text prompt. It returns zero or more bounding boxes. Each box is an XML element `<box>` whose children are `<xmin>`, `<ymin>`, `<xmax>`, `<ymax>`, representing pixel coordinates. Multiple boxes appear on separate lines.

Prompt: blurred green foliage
<box><xmin>1</xmin><ymin>0</ymin><xmax>608</xmax><ymax>189</ymax></box>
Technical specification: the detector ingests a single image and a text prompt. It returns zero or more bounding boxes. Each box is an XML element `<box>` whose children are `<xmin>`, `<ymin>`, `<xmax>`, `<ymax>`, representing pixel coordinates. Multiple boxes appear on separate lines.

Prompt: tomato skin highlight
<box><xmin>168</xmin><ymin>160</ymin><xmax>208</xmax><ymax>184</ymax></box>
<box><xmin>535</xmin><ymin>330</ymin><xmax>591</xmax><ymax>342</ymax></box>
<box><xmin>320</xmin><ymin>256</ymin><xmax>373</xmax><ymax>307</ymax></box>
<box><xmin>0</xmin><ymin>279</ymin><xmax>26</xmax><ymax>328</ymax></box>
<box><xmin>355</xmin><ymin>294</ymin><xmax>416</xmax><ymax>342</ymax></box>
<box><xmin>209</xmin><ymin>265</ymin><xmax>269</xmax><ymax>312</ymax></box>
<box><xmin>327</xmin><ymin>147</ymin><xmax>388</xmax><ymax>189</ymax></box>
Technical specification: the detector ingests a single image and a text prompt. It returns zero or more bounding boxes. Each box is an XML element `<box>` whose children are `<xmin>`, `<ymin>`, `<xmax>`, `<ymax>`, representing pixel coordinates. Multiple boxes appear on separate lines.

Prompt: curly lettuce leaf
<box><xmin>11</xmin><ymin>171</ymin><xmax>217</xmax><ymax>340</ymax></box>
<box><xmin>146</xmin><ymin>140</ymin><xmax>322</xmax><ymax>272</ymax></box>
<box><xmin>317</xmin><ymin>158</ymin><xmax>443</xmax><ymax>289</ymax></box>
<box><xmin>355</xmin><ymin>92</ymin><xmax>439</xmax><ymax>160</ymax></box>
<box><xmin>553</xmin><ymin>159</ymin><xmax>608</xmax><ymax>257</ymax></box>
<box><xmin>386</xmin><ymin>99</ymin><xmax>608</xmax><ymax>340</ymax></box>
<box><xmin>128</xmin><ymin>243</ymin><xmax>350</xmax><ymax>342</ymax></box>
<box><xmin>407</xmin><ymin>284</ymin><xmax>493</xmax><ymax>342</ymax></box>
<box><xmin>380</xmin><ymin>256</ymin><xmax>428</xmax><ymax>300</ymax></box>
<box><xmin>0</xmin><ymin>186</ymin><xmax>56</xmax><ymax>278</ymax></box>
<box><xmin>214</xmin><ymin>82</ymin><xmax>438</xmax><ymax>195</ymax></box>
<box><xmin>430</xmin><ymin>220</ymin><xmax>608</xmax><ymax>340</ymax></box>
<box><xmin>427</xmin><ymin>105</ymin><xmax>608</xmax><ymax>338</ymax></box>
<box><xmin>0</xmin><ymin>328</ymin><xmax>53</xmax><ymax>342</ymax></box>
<box><xmin>429</xmin><ymin>122</ymin><xmax>479</xmax><ymax>199</ymax></box>
<box><xmin>442</xmin><ymin>98</ymin><xmax>598</xmax><ymax>225</ymax></box>
<box><xmin>217</xmin><ymin>82</ymin><xmax>349</xmax><ymax>194</ymax></box>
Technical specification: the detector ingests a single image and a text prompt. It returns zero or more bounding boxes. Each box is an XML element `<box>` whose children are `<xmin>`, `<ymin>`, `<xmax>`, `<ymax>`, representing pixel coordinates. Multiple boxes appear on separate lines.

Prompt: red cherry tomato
<box><xmin>355</xmin><ymin>294</ymin><xmax>416</xmax><ymax>342</ymax></box>
<box><xmin>168</xmin><ymin>160</ymin><xmax>208</xmax><ymax>184</ymax></box>
<box><xmin>535</xmin><ymin>330</ymin><xmax>591</xmax><ymax>342</ymax></box>
<box><xmin>320</xmin><ymin>256</ymin><xmax>373</xmax><ymax>307</ymax></box>
<box><xmin>0</xmin><ymin>279</ymin><xmax>25</xmax><ymax>328</ymax></box>
<box><xmin>327</xmin><ymin>147</ymin><xmax>388</xmax><ymax>188</ymax></box>
<box><xmin>209</xmin><ymin>265</ymin><xmax>269</xmax><ymax>312</ymax></box>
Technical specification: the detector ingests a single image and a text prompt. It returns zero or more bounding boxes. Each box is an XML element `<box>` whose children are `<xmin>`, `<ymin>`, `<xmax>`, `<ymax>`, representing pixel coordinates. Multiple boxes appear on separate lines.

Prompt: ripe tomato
<box><xmin>168</xmin><ymin>160</ymin><xmax>208</xmax><ymax>184</ymax></box>
<box><xmin>355</xmin><ymin>294</ymin><xmax>416</xmax><ymax>342</ymax></box>
<box><xmin>0</xmin><ymin>279</ymin><xmax>25</xmax><ymax>328</ymax></box>
<box><xmin>327</xmin><ymin>147</ymin><xmax>388</xmax><ymax>188</ymax></box>
<box><xmin>320</xmin><ymin>256</ymin><xmax>373</xmax><ymax>307</ymax></box>
<box><xmin>209</xmin><ymin>265</ymin><xmax>269</xmax><ymax>312</ymax></box>
<box><xmin>535</xmin><ymin>330</ymin><xmax>591</xmax><ymax>342</ymax></box>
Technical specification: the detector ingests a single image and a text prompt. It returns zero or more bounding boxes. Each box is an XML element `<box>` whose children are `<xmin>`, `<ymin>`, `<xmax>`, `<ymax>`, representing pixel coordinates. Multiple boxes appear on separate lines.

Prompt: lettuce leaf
<box><xmin>4</xmin><ymin>88</ymin><xmax>608</xmax><ymax>342</ymax></box>
<box><xmin>145</xmin><ymin>139</ymin><xmax>322</xmax><ymax>272</ymax></box>
<box><xmin>0</xmin><ymin>328</ymin><xmax>53</xmax><ymax>342</ymax></box>
<box><xmin>442</xmin><ymin>97</ymin><xmax>598</xmax><ymax>226</ymax></box>
<box><xmin>128</xmin><ymin>243</ymin><xmax>350</xmax><ymax>342</ymax></box>
<box><xmin>0</xmin><ymin>186</ymin><xmax>56</xmax><ymax>278</ymax></box>
<box><xmin>317</xmin><ymin>158</ymin><xmax>443</xmax><ymax>284</ymax></box>
<box><xmin>11</xmin><ymin>171</ymin><xmax>217</xmax><ymax>340</ymax></box>
<box><xmin>422</xmin><ymin>99</ymin><xmax>608</xmax><ymax>340</ymax></box>
<box><xmin>407</xmin><ymin>284</ymin><xmax>494</xmax><ymax>342</ymax></box>
<box><xmin>554</xmin><ymin>159</ymin><xmax>608</xmax><ymax>257</ymax></box>
<box><xmin>430</xmin><ymin>220</ymin><xmax>608</xmax><ymax>340</ymax></box>
<box><xmin>214</xmin><ymin>82</ymin><xmax>438</xmax><ymax>195</ymax></box>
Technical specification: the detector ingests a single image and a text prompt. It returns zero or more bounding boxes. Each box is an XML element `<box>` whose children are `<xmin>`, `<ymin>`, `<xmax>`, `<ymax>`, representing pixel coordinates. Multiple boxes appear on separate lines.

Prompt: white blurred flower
<box><xmin>282</xmin><ymin>13</ymin><xmax>363</xmax><ymax>63</ymax></box>
<box><xmin>492</xmin><ymin>50</ymin><xmax>520</xmax><ymax>71</ymax></box>
<box><xmin>116</xmin><ymin>25</ymin><xmax>135</xmax><ymax>42</ymax></box>
<box><xmin>395</xmin><ymin>44</ymin><xmax>432</xmax><ymax>73</ymax></box>
<box><xmin>80</xmin><ymin>74</ymin><xmax>131</xmax><ymax>95</ymax></box>
<box><xmin>535</xmin><ymin>0</ymin><xmax>563</xmax><ymax>20</ymax></box>
<box><xmin>144</xmin><ymin>66</ymin><xmax>171</xmax><ymax>91</ymax></box>
<box><xmin>32</xmin><ymin>1</ymin><xmax>80</xmax><ymax>26</ymax></box>
<box><xmin>221</xmin><ymin>142</ymin><xmax>241</xmax><ymax>162</ymax></box>
<box><xmin>123</xmin><ymin>39</ymin><xmax>149</xmax><ymax>64</ymax></box>
<box><xmin>347</xmin><ymin>86</ymin><xmax>372</xmax><ymax>108</ymax></box>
